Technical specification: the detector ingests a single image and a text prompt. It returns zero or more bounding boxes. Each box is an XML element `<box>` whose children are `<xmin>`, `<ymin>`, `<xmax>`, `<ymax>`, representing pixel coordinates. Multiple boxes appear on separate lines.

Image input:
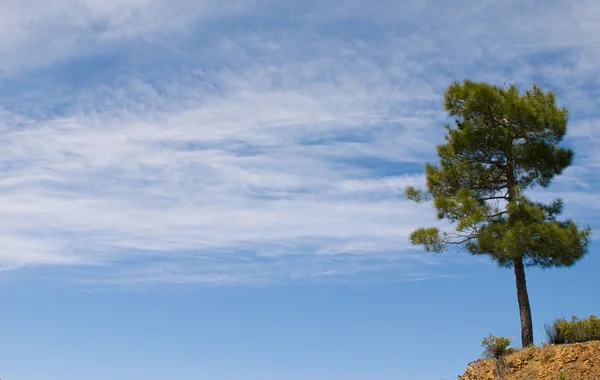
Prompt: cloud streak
<box><xmin>0</xmin><ymin>0</ymin><xmax>599</xmax><ymax>285</ymax></box>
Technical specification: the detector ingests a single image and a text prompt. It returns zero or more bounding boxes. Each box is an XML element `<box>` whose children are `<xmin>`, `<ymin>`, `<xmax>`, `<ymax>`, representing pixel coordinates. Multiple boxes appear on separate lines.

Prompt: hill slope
<box><xmin>459</xmin><ymin>341</ymin><xmax>600</xmax><ymax>380</ymax></box>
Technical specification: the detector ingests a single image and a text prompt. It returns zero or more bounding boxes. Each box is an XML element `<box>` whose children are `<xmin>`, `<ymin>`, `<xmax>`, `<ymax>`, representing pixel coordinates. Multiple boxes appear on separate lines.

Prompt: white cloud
<box><xmin>0</xmin><ymin>0</ymin><xmax>599</xmax><ymax>285</ymax></box>
<box><xmin>0</xmin><ymin>76</ymin><xmax>441</xmax><ymax>283</ymax></box>
<box><xmin>0</xmin><ymin>0</ymin><xmax>253</xmax><ymax>73</ymax></box>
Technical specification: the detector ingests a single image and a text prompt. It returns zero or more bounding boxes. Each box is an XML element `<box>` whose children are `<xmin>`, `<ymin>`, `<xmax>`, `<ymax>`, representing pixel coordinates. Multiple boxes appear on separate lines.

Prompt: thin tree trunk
<box><xmin>505</xmin><ymin>157</ymin><xmax>534</xmax><ymax>347</ymax></box>
<box><xmin>513</xmin><ymin>255</ymin><xmax>534</xmax><ymax>347</ymax></box>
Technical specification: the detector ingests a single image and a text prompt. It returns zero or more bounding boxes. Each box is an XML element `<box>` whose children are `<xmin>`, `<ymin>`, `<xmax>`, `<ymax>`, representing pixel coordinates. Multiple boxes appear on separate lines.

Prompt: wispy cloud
<box><xmin>0</xmin><ymin>0</ymin><xmax>599</xmax><ymax>285</ymax></box>
<box><xmin>0</xmin><ymin>0</ymin><xmax>254</xmax><ymax>74</ymax></box>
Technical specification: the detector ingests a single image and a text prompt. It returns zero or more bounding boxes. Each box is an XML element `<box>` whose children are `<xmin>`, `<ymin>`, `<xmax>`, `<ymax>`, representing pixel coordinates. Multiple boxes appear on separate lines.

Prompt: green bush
<box><xmin>552</xmin><ymin>314</ymin><xmax>600</xmax><ymax>344</ymax></box>
<box><xmin>587</xmin><ymin>315</ymin><xmax>600</xmax><ymax>340</ymax></box>
<box><xmin>544</xmin><ymin>323</ymin><xmax>566</xmax><ymax>345</ymax></box>
<box><xmin>481</xmin><ymin>334</ymin><xmax>513</xmax><ymax>358</ymax></box>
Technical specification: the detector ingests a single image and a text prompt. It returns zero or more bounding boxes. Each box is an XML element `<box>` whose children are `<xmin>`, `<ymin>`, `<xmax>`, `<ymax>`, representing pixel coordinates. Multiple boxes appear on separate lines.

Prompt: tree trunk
<box><xmin>513</xmin><ymin>255</ymin><xmax>534</xmax><ymax>347</ymax></box>
<box><xmin>505</xmin><ymin>158</ymin><xmax>533</xmax><ymax>347</ymax></box>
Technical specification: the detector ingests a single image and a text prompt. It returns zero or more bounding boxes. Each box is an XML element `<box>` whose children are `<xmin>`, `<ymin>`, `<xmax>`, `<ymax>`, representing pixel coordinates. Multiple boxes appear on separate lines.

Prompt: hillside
<box><xmin>459</xmin><ymin>341</ymin><xmax>600</xmax><ymax>380</ymax></box>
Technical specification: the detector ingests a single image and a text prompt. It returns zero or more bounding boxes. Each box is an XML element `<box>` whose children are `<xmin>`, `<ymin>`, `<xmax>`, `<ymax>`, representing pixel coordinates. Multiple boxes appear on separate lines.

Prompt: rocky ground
<box><xmin>458</xmin><ymin>341</ymin><xmax>600</xmax><ymax>380</ymax></box>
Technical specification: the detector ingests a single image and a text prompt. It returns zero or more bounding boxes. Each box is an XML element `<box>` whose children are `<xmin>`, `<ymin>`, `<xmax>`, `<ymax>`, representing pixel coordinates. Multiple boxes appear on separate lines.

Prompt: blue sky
<box><xmin>0</xmin><ymin>0</ymin><xmax>599</xmax><ymax>379</ymax></box>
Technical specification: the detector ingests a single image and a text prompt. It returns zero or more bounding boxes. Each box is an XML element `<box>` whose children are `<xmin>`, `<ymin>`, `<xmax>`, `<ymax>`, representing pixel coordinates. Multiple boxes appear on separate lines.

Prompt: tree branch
<box><xmin>487</xmin><ymin>210</ymin><xmax>508</xmax><ymax>219</ymax></box>
<box><xmin>448</xmin><ymin>234</ymin><xmax>478</xmax><ymax>245</ymax></box>
<box><xmin>482</xmin><ymin>195</ymin><xmax>508</xmax><ymax>201</ymax></box>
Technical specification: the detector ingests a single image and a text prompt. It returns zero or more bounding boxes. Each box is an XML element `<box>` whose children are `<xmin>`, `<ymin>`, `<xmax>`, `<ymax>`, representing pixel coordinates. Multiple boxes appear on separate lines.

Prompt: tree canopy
<box><xmin>405</xmin><ymin>79</ymin><xmax>591</xmax><ymax>346</ymax></box>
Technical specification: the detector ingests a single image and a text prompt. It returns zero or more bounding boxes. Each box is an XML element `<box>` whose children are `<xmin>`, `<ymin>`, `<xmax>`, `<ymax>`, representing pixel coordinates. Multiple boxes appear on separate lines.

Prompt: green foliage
<box><xmin>406</xmin><ymin>79</ymin><xmax>592</xmax><ymax>348</ymax></box>
<box><xmin>405</xmin><ymin>79</ymin><xmax>591</xmax><ymax>268</ymax></box>
<box><xmin>553</xmin><ymin>315</ymin><xmax>600</xmax><ymax>344</ymax></box>
<box><xmin>559</xmin><ymin>373</ymin><xmax>567</xmax><ymax>380</ymax></box>
<box><xmin>442</xmin><ymin>80</ymin><xmax>573</xmax><ymax>189</ymax></box>
<box><xmin>481</xmin><ymin>334</ymin><xmax>513</xmax><ymax>358</ymax></box>
<box><xmin>474</xmin><ymin>197</ymin><xmax>591</xmax><ymax>268</ymax></box>
<box><xmin>404</xmin><ymin>186</ymin><xmax>429</xmax><ymax>203</ymax></box>
<box><xmin>409</xmin><ymin>227</ymin><xmax>446</xmax><ymax>253</ymax></box>
<box><xmin>544</xmin><ymin>323</ymin><xmax>566</xmax><ymax>345</ymax></box>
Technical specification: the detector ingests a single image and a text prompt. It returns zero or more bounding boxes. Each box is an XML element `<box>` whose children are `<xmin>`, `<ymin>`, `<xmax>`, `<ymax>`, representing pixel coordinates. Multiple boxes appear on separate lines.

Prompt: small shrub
<box><xmin>544</xmin><ymin>323</ymin><xmax>566</xmax><ymax>345</ymax></box>
<box><xmin>481</xmin><ymin>334</ymin><xmax>513</xmax><ymax>358</ymax></box>
<box><xmin>553</xmin><ymin>318</ymin><xmax>572</xmax><ymax>343</ymax></box>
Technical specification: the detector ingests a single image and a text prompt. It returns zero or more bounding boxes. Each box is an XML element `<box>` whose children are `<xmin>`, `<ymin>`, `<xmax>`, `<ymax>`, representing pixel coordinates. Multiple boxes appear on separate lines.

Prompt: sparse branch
<box><xmin>478</xmin><ymin>147</ymin><xmax>506</xmax><ymax>170</ymax></box>
<box><xmin>454</xmin><ymin>104</ymin><xmax>510</xmax><ymax>129</ymax></box>
<box><xmin>482</xmin><ymin>195</ymin><xmax>508</xmax><ymax>201</ymax></box>
<box><xmin>487</xmin><ymin>210</ymin><xmax>508</xmax><ymax>219</ymax></box>
<box><xmin>469</xmin><ymin>184</ymin><xmax>507</xmax><ymax>191</ymax></box>
<box><xmin>447</xmin><ymin>235</ymin><xmax>478</xmax><ymax>245</ymax></box>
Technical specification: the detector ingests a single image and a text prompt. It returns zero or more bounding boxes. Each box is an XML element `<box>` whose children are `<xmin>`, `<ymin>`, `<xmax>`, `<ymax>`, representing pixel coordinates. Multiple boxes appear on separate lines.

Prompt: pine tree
<box><xmin>405</xmin><ymin>80</ymin><xmax>591</xmax><ymax>347</ymax></box>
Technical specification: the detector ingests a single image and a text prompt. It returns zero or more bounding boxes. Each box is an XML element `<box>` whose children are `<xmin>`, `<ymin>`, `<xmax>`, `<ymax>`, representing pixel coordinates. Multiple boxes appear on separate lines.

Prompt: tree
<box><xmin>405</xmin><ymin>80</ymin><xmax>591</xmax><ymax>347</ymax></box>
